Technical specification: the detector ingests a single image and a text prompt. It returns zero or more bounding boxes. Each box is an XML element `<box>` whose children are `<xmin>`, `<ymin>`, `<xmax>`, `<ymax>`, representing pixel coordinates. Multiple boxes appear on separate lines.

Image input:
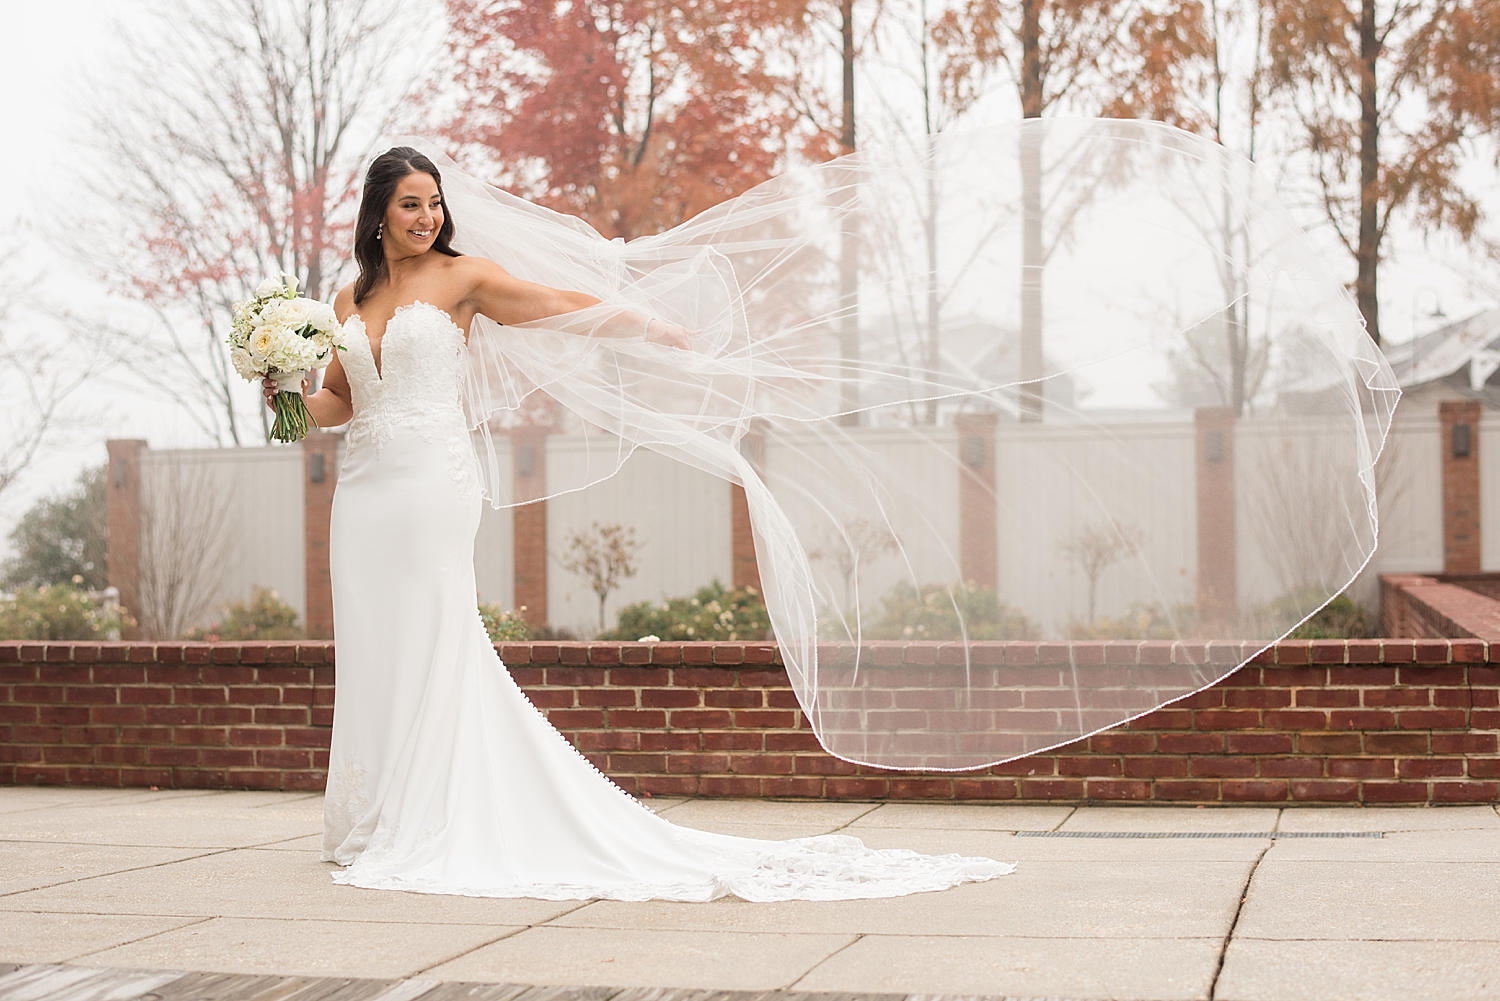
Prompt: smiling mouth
<box><xmin>410</xmin><ymin>229</ymin><xmax>433</xmax><ymax>240</ymax></box>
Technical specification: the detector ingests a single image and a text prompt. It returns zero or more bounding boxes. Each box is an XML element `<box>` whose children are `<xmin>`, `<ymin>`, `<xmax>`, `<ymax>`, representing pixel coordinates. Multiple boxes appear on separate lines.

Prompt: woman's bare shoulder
<box><xmin>447</xmin><ymin>254</ymin><xmax>510</xmax><ymax>284</ymax></box>
<box><xmin>333</xmin><ymin>283</ymin><xmax>357</xmax><ymax>322</ymax></box>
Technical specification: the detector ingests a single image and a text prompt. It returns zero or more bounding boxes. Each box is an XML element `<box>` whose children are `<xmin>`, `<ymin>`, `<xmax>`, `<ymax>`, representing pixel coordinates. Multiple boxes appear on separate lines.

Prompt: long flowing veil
<box><xmin>398</xmin><ymin>119</ymin><xmax>1399</xmax><ymax>771</ymax></box>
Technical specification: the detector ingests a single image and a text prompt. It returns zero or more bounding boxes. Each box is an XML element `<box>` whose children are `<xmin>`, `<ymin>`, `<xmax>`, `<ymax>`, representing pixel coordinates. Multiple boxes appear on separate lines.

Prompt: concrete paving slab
<box><xmin>0</xmin><ymin>913</ymin><xmax>202</xmax><ymax>965</ymax></box>
<box><xmin>848</xmin><ymin>825</ymin><xmax>1267</xmax><ymax>862</ymax></box>
<box><xmin>1266</xmin><ymin>828</ymin><xmax>1500</xmax><ymax>862</ymax></box>
<box><xmin>653</xmin><ymin>801</ymin><xmax>877</xmax><ymax>829</ymax></box>
<box><xmin>1276</xmin><ymin>805</ymin><xmax>1500</xmax><ymax>833</ymax></box>
<box><xmin>793</xmin><ymin>933</ymin><xmax>1223</xmax><ymax>999</ymax></box>
<box><xmin>1059</xmin><ymin>805</ymin><xmax>1280</xmax><ymax>833</ymax></box>
<box><xmin>422</xmin><ymin>926</ymin><xmax>856</xmax><ymax>990</ymax></box>
<box><xmin>0</xmin><ymin>797</ymin><xmax>322</xmax><ymax>849</ymax></box>
<box><xmin>80</xmin><ymin>916</ymin><xmax>516</xmax><ymax>980</ymax></box>
<box><xmin>0</xmin><ymin>789</ymin><xmax>218</xmax><ymax>816</ymax></box>
<box><xmin>252</xmin><ymin>834</ymin><xmax>324</xmax><ymax>852</ymax></box>
<box><xmin>0</xmin><ymin>849</ymin><xmax>585</xmax><ymax>927</ymax></box>
<box><xmin>1216</xmin><ymin>938</ymin><xmax>1500</xmax><ymax>1001</ymax></box>
<box><xmin>547</xmin><ymin>858</ymin><xmax>1247</xmax><ymax>939</ymax></box>
<box><xmin>1236</xmin><ymin>860</ymin><xmax>1500</xmax><ymax>941</ymax></box>
<box><xmin>845</xmin><ymin>803</ymin><xmax>1074</xmax><ymax>831</ymax></box>
<box><xmin>0</xmin><ymin>842</ymin><xmax>211</xmax><ymax>895</ymax></box>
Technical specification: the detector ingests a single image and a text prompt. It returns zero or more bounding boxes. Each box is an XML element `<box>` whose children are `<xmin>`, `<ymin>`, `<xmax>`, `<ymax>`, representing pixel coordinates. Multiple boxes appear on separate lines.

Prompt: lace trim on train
<box><xmin>343</xmin><ymin>301</ymin><xmax>480</xmax><ymax>499</ymax></box>
<box><xmin>331</xmin><ymin>830</ymin><xmax>1012</xmax><ymax>902</ymax></box>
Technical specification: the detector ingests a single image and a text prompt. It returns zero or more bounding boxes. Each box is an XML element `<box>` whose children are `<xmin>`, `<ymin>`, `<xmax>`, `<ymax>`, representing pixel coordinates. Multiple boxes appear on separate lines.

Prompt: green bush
<box><xmin>1069</xmin><ymin>602</ymin><xmax>1197</xmax><ymax>640</ymax></box>
<box><xmin>0</xmin><ymin>582</ymin><xmax>128</xmax><ymax>640</ymax></box>
<box><xmin>2</xmin><ymin>466</ymin><xmax>109</xmax><ymax>591</ymax></box>
<box><xmin>479</xmin><ymin>601</ymin><xmax>530</xmax><ymax>642</ymax></box>
<box><xmin>603</xmin><ymin>580</ymin><xmax>770</xmax><ymax>641</ymax></box>
<box><xmin>1287</xmin><ymin>594</ymin><xmax>1374</xmax><ymax>639</ymax></box>
<box><xmin>866</xmin><ymin>581</ymin><xmax>1039</xmax><ymax>641</ymax></box>
<box><xmin>187</xmin><ymin>586</ymin><xmax>303</xmax><ymax>641</ymax></box>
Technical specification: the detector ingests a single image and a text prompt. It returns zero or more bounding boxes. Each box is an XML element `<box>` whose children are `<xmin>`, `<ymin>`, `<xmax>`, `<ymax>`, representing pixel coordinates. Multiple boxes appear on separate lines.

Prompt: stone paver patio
<box><xmin>0</xmin><ymin>789</ymin><xmax>1496</xmax><ymax>1000</ymax></box>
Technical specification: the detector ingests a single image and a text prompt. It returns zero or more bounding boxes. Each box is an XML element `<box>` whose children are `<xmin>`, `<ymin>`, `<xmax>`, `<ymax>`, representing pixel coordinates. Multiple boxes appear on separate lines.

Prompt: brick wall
<box><xmin>3</xmin><ymin>641</ymin><xmax>1496</xmax><ymax>804</ymax></box>
<box><xmin>1382</xmin><ymin>573</ymin><xmax>1500</xmax><ymax>640</ymax></box>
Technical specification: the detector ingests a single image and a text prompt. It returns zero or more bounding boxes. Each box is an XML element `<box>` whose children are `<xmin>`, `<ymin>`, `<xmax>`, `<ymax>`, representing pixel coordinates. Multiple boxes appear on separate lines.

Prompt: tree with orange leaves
<box><xmin>439</xmin><ymin>0</ymin><xmax>825</xmax><ymax>241</ymax></box>
<box><xmin>1267</xmin><ymin>0</ymin><xmax>1498</xmax><ymax>345</ymax></box>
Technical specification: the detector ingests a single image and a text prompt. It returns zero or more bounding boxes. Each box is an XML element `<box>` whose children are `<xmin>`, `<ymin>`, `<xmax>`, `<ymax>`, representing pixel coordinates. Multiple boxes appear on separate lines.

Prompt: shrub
<box><xmin>1287</xmin><ymin>594</ymin><xmax>1374</xmax><ymax>639</ymax></box>
<box><xmin>187</xmin><ymin>586</ymin><xmax>303</xmax><ymax>641</ymax></box>
<box><xmin>0</xmin><ymin>581</ymin><xmax>128</xmax><ymax>640</ymax></box>
<box><xmin>603</xmin><ymin>580</ymin><xmax>770</xmax><ymax>641</ymax></box>
<box><xmin>867</xmin><ymin>581</ymin><xmax>1039</xmax><ymax>641</ymax></box>
<box><xmin>2</xmin><ymin>466</ymin><xmax>109</xmax><ymax>591</ymax></box>
<box><xmin>479</xmin><ymin>601</ymin><xmax>530</xmax><ymax>641</ymax></box>
<box><xmin>1069</xmin><ymin>602</ymin><xmax>1196</xmax><ymax>640</ymax></box>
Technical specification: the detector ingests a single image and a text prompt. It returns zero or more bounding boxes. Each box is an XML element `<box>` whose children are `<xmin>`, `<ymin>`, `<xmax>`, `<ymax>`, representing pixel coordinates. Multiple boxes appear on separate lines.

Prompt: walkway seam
<box><xmin>784</xmin><ymin>931</ymin><xmax>864</xmax><ymax>991</ymax></box>
<box><xmin>64</xmin><ymin>914</ymin><xmax>215</xmax><ymax>964</ymax></box>
<box><xmin>1207</xmin><ymin>841</ymin><xmax>1272</xmax><ymax>1000</ymax></box>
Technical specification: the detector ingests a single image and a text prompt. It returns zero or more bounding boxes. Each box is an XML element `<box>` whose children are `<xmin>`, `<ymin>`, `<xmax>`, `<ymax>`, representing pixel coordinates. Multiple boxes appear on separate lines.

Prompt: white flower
<box><xmin>230</xmin><ymin>347</ymin><xmax>260</xmax><ymax>381</ymax></box>
<box><xmin>278</xmin><ymin>297</ymin><xmax>312</xmax><ymax>332</ymax></box>
<box><xmin>250</xmin><ymin>329</ymin><xmax>276</xmax><ymax>360</ymax></box>
<box><xmin>256</xmin><ymin>276</ymin><xmax>282</xmax><ymax>298</ymax></box>
<box><xmin>282</xmin><ymin>272</ymin><xmax>300</xmax><ymax>296</ymax></box>
<box><xmin>305</xmin><ymin>300</ymin><xmax>338</xmax><ymax>333</ymax></box>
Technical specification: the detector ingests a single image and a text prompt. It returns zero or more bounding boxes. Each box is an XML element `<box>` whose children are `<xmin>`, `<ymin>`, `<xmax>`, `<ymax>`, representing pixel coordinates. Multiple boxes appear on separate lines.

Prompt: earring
<box><xmin>376</xmin><ymin>223</ymin><xmax>383</xmax><ymax>240</ymax></box>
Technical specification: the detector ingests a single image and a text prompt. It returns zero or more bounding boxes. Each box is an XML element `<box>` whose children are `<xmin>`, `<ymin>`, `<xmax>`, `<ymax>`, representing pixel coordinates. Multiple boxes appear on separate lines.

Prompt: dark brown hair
<box><xmin>352</xmin><ymin>147</ymin><xmax>460</xmax><ymax>304</ymax></box>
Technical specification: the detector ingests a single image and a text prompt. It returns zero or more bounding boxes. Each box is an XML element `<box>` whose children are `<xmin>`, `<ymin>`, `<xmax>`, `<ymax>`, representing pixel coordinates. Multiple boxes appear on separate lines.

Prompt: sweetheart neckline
<box><xmin>346</xmin><ymin>300</ymin><xmax>465</xmax><ymax>380</ymax></box>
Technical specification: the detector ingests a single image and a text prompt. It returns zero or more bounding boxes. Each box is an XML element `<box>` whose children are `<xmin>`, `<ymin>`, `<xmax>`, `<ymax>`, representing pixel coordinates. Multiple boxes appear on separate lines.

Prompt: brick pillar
<box><xmin>106</xmin><ymin>439</ymin><xmax>147</xmax><ymax>640</ymax></box>
<box><xmin>956</xmin><ymin>413</ymin><xmax>998</xmax><ymax>588</ymax></box>
<box><xmin>512</xmin><ymin>427</ymin><xmax>549</xmax><ymax>629</ymax></box>
<box><xmin>1441</xmin><ymin>400</ymin><xmax>1481</xmax><ymax>574</ymax></box>
<box><xmin>302</xmin><ymin>430</ymin><xmax>339</xmax><ymax>639</ymax></box>
<box><xmin>1195</xmin><ymin>408</ymin><xmax>1237</xmax><ymax>624</ymax></box>
<box><xmin>731</xmin><ymin>425</ymin><xmax>766</xmax><ymax>592</ymax></box>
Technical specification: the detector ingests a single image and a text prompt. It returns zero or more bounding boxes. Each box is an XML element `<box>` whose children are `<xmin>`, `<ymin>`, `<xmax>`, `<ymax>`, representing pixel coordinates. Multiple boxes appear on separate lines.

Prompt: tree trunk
<box><xmin>1356</xmin><ymin>0</ymin><xmax>1380</xmax><ymax>345</ymax></box>
<box><xmin>923</xmin><ymin>170</ymin><xmax>941</xmax><ymax>425</ymax></box>
<box><xmin>837</xmin><ymin>0</ymin><xmax>862</xmax><ymax>425</ymax></box>
<box><xmin>1018</xmin><ymin>0</ymin><xmax>1045</xmax><ymax>423</ymax></box>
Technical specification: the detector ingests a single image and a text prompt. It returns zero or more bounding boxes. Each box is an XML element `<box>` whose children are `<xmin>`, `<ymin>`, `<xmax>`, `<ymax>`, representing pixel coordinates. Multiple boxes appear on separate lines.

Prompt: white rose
<box><xmin>229</xmin><ymin>346</ymin><xmax>260</xmax><ymax>381</ymax></box>
<box><xmin>250</xmin><ymin>329</ymin><xmax>276</xmax><ymax>360</ymax></box>
<box><xmin>279</xmin><ymin>298</ymin><xmax>312</xmax><ymax>332</ymax></box>
<box><xmin>306</xmin><ymin>301</ymin><xmax>338</xmax><ymax>333</ymax></box>
<box><xmin>256</xmin><ymin>276</ymin><xmax>282</xmax><ymax>298</ymax></box>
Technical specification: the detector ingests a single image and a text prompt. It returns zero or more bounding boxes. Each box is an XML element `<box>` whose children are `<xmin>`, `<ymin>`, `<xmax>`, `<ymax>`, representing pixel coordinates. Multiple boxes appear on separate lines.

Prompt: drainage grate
<box><xmin>1016</xmin><ymin>830</ymin><xmax>1383</xmax><ymax>839</ymax></box>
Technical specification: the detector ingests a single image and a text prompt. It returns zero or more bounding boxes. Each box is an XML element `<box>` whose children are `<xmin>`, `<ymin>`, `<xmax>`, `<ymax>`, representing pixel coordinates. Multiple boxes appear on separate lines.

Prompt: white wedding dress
<box><xmin>320</xmin><ymin>300</ymin><xmax>1013</xmax><ymax>901</ymax></box>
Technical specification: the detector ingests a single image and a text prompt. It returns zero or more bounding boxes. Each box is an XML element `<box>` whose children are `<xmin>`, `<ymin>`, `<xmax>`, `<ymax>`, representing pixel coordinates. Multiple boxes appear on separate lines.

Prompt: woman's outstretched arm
<box><xmin>456</xmin><ymin>257</ymin><xmax>694</xmax><ymax>349</ymax></box>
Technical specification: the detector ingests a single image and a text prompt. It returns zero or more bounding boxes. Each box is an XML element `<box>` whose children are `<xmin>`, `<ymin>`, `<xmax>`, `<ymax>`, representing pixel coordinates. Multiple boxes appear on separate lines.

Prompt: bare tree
<box><xmin>558</xmin><ymin>522</ymin><xmax>644</xmax><ymax>633</ymax></box>
<box><xmin>809</xmin><ymin>515</ymin><xmax>900</xmax><ymax>610</ymax></box>
<box><xmin>135</xmin><ymin>457</ymin><xmax>234</xmax><ymax>640</ymax></box>
<box><xmin>1060</xmin><ymin>519</ymin><xmax>1145</xmax><ymax>623</ymax></box>
<box><xmin>0</xmin><ymin>254</ymin><xmax>104</xmax><ymax>505</ymax></box>
<box><xmin>74</xmin><ymin>0</ymin><xmax>419</xmax><ymax>445</ymax></box>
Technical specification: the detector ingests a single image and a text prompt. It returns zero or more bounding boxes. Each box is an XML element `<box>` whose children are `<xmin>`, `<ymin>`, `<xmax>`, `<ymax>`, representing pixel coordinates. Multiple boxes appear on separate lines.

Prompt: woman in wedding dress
<box><xmin>272</xmin><ymin>145</ymin><xmax>1013</xmax><ymax>901</ymax></box>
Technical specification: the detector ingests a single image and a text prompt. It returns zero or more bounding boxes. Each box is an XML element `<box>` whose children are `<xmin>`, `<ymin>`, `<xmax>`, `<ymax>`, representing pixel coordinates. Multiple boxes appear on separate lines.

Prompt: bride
<box><xmin>266</xmin><ymin>145</ymin><xmax>1013</xmax><ymax>901</ymax></box>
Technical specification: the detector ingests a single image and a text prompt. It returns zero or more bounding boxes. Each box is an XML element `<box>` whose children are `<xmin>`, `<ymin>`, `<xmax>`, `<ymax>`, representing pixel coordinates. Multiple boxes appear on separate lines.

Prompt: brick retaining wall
<box><xmin>2</xmin><ymin>640</ymin><xmax>1496</xmax><ymax>804</ymax></box>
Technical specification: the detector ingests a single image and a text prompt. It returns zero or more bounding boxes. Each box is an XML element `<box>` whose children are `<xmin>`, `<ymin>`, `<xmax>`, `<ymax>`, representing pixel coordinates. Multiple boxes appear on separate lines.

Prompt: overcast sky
<box><xmin>1</xmin><ymin>1</ymin><xmax>1498</xmax><ymax>559</ymax></box>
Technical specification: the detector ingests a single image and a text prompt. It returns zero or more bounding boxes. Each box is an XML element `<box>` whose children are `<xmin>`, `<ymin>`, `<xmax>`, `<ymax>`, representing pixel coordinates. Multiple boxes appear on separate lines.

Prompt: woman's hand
<box><xmin>644</xmin><ymin>318</ymin><xmax>698</xmax><ymax>350</ymax></box>
<box><xmin>262</xmin><ymin>374</ymin><xmax>313</xmax><ymax>407</ymax></box>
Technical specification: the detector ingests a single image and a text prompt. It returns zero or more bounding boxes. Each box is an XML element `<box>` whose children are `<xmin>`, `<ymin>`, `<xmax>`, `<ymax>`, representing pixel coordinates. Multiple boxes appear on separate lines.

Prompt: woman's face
<box><xmin>383</xmin><ymin>171</ymin><xmax>443</xmax><ymax>257</ymax></box>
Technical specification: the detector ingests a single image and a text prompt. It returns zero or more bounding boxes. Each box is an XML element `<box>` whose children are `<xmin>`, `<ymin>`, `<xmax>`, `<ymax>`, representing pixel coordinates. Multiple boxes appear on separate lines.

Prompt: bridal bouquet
<box><xmin>228</xmin><ymin>274</ymin><xmax>342</xmax><ymax>443</ymax></box>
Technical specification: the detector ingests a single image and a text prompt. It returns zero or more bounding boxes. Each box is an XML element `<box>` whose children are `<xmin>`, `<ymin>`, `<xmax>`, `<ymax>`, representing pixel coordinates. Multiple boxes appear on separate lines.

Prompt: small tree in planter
<box><xmin>558</xmin><ymin>522</ymin><xmax>643</xmax><ymax>634</ymax></box>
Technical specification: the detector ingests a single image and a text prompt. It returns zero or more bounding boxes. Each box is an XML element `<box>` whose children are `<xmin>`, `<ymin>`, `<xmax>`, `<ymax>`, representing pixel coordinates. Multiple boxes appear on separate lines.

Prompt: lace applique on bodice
<box><xmin>342</xmin><ymin>301</ymin><xmax>479</xmax><ymax>495</ymax></box>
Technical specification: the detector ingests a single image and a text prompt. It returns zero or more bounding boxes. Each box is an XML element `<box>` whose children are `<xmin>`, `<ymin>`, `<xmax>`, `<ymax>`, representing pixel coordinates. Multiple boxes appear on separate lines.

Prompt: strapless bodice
<box><xmin>340</xmin><ymin>300</ymin><xmax>478</xmax><ymax>493</ymax></box>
